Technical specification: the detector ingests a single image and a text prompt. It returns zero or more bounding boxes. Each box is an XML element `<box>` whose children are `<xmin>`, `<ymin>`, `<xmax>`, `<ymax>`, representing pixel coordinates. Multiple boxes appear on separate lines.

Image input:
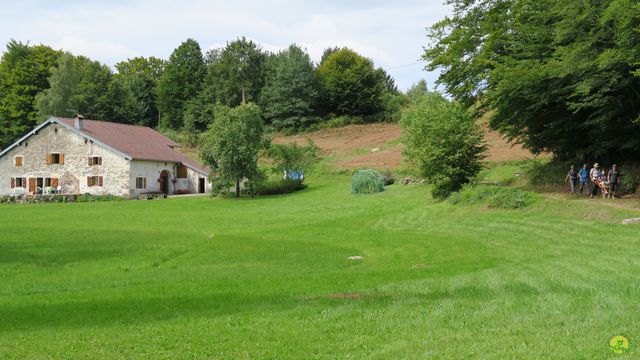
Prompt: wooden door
<box><xmin>28</xmin><ymin>178</ymin><xmax>36</xmax><ymax>193</ymax></box>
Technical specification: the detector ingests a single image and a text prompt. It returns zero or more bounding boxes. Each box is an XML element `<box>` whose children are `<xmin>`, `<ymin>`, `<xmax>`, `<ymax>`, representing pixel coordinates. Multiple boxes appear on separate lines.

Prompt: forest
<box><xmin>0</xmin><ymin>38</ymin><xmax>418</xmax><ymax>150</ymax></box>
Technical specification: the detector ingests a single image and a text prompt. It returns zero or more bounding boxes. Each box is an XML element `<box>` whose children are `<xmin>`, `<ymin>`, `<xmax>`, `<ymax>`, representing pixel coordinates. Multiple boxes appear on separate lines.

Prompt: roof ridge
<box><xmin>56</xmin><ymin>117</ymin><xmax>156</xmax><ymax>130</ymax></box>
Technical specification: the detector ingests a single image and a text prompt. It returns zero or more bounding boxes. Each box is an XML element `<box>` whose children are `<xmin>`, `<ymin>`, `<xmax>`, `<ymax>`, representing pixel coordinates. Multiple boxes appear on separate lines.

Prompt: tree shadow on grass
<box><xmin>0</xmin><ymin>291</ymin><xmax>291</xmax><ymax>333</ymax></box>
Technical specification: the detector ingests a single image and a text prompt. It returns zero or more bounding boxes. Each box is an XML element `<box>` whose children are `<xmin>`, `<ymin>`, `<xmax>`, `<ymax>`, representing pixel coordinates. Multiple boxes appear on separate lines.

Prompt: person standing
<box><xmin>590</xmin><ymin>163</ymin><xmax>601</xmax><ymax>197</ymax></box>
<box><xmin>578</xmin><ymin>164</ymin><xmax>589</xmax><ymax>194</ymax></box>
<box><xmin>608</xmin><ymin>164</ymin><xmax>620</xmax><ymax>199</ymax></box>
<box><xmin>565</xmin><ymin>165</ymin><xmax>577</xmax><ymax>195</ymax></box>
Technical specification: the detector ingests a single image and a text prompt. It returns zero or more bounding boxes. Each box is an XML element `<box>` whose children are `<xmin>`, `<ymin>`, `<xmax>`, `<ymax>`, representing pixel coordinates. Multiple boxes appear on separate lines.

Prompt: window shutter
<box><xmin>87</xmin><ymin>176</ymin><xmax>93</xmax><ymax>187</ymax></box>
<box><xmin>22</xmin><ymin>178</ymin><xmax>27</xmax><ymax>188</ymax></box>
<box><xmin>99</xmin><ymin>176</ymin><xmax>104</xmax><ymax>187</ymax></box>
<box><xmin>59</xmin><ymin>154</ymin><xmax>65</xmax><ymax>164</ymax></box>
<box><xmin>98</xmin><ymin>157</ymin><xmax>102</xmax><ymax>165</ymax></box>
<box><xmin>51</xmin><ymin>178</ymin><xmax>59</xmax><ymax>187</ymax></box>
<box><xmin>144</xmin><ymin>178</ymin><xmax>147</xmax><ymax>189</ymax></box>
<box><xmin>10</xmin><ymin>178</ymin><xmax>15</xmax><ymax>189</ymax></box>
<box><xmin>88</xmin><ymin>157</ymin><xmax>93</xmax><ymax>166</ymax></box>
<box><xmin>46</xmin><ymin>154</ymin><xmax>52</xmax><ymax>165</ymax></box>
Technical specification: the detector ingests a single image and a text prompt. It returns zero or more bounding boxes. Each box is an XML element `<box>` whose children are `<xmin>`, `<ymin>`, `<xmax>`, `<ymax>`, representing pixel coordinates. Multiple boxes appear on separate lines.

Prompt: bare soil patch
<box><xmin>274</xmin><ymin>122</ymin><xmax>539</xmax><ymax>170</ymax></box>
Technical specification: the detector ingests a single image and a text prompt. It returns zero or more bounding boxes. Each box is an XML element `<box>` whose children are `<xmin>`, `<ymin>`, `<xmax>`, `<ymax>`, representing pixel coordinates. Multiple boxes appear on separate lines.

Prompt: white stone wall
<box><xmin>179</xmin><ymin>167</ymin><xmax>212</xmax><ymax>194</ymax></box>
<box><xmin>0</xmin><ymin>123</ymin><xmax>131</xmax><ymax>197</ymax></box>
<box><xmin>129</xmin><ymin>160</ymin><xmax>178</xmax><ymax>195</ymax></box>
<box><xmin>129</xmin><ymin>161</ymin><xmax>211</xmax><ymax>195</ymax></box>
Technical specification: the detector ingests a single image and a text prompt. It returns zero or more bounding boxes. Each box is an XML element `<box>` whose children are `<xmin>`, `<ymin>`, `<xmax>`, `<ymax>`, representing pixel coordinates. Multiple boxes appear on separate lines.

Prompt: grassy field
<box><xmin>1</xmin><ymin>175</ymin><xmax>640</xmax><ymax>358</ymax></box>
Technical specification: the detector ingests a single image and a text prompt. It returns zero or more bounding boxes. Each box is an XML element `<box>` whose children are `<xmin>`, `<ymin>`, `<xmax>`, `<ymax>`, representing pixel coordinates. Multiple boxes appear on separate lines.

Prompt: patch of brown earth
<box><xmin>274</xmin><ymin>122</ymin><xmax>540</xmax><ymax>170</ymax></box>
<box><xmin>273</xmin><ymin>124</ymin><xmax>402</xmax><ymax>157</ymax></box>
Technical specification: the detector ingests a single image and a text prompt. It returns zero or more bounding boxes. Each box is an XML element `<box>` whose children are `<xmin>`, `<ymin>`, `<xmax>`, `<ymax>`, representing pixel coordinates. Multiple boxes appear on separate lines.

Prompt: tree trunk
<box><xmin>236</xmin><ymin>178</ymin><xmax>241</xmax><ymax>197</ymax></box>
<box><xmin>241</xmin><ymin>88</ymin><xmax>246</xmax><ymax>104</ymax></box>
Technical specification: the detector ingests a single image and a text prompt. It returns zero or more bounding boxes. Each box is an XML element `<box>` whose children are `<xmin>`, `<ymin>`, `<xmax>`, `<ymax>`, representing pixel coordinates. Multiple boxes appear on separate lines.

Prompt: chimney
<box><xmin>74</xmin><ymin>114</ymin><xmax>84</xmax><ymax>130</ymax></box>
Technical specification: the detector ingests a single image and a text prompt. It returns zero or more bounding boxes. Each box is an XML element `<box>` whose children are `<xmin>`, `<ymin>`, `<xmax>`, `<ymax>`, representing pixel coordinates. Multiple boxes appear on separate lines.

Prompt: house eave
<box><xmin>0</xmin><ymin>117</ymin><xmax>134</xmax><ymax>161</ymax></box>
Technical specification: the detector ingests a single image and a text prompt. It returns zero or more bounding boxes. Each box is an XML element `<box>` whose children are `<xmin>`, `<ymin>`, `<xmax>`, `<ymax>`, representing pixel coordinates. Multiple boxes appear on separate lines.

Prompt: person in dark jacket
<box><xmin>565</xmin><ymin>165</ymin><xmax>577</xmax><ymax>195</ymax></box>
<box><xmin>608</xmin><ymin>164</ymin><xmax>620</xmax><ymax>199</ymax></box>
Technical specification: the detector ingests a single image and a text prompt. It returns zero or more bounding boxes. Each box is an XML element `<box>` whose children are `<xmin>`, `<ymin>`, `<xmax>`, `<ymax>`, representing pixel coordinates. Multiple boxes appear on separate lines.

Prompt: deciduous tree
<box><xmin>260</xmin><ymin>44</ymin><xmax>318</xmax><ymax>129</ymax></box>
<box><xmin>0</xmin><ymin>40</ymin><xmax>61</xmax><ymax>148</ymax></box>
<box><xmin>200</xmin><ymin>103</ymin><xmax>266</xmax><ymax>197</ymax></box>
<box><xmin>157</xmin><ymin>39</ymin><xmax>206</xmax><ymax>129</ymax></box>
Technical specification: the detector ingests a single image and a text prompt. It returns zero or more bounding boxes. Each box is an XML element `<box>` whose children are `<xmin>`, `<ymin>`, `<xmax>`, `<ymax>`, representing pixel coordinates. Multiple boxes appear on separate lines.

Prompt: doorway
<box><xmin>198</xmin><ymin>178</ymin><xmax>205</xmax><ymax>194</ymax></box>
<box><xmin>160</xmin><ymin>170</ymin><xmax>170</xmax><ymax>194</ymax></box>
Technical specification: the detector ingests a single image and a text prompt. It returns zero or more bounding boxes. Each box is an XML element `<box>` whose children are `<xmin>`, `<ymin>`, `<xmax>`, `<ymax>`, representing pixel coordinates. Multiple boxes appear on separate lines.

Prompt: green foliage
<box><xmin>526</xmin><ymin>159</ymin><xmax>568</xmax><ymax>187</ymax></box>
<box><xmin>619</xmin><ymin>164</ymin><xmax>640</xmax><ymax>194</ymax></box>
<box><xmin>449</xmin><ymin>185</ymin><xmax>538</xmax><ymax>209</ymax></box>
<box><xmin>251</xmin><ymin>178</ymin><xmax>307</xmax><ymax>196</ymax></box>
<box><xmin>157</xmin><ymin>39</ymin><xmax>206</xmax><ymax>129</ymax></box>
<box><xmin>114</xmin><ymin>56</ymin><xmax>164</xmax><ymax>128</ymax></box>
<box><xmin>114</xmin><ymin>56</ymin><xmax>164</xmax><ymax>82</ymax></box>
<box><xmin>315</xmin><ymin>48</ymin><xmax>386</xmax><ymax>117</ymax></box>
<box><xmin>75</xmin><ymin>194</ymin><xmax>123</xmax><ymax>202</ymax></box>
<box><xmin>182</xmin><ymin>97</ymin><xmax>216</xmax><ymax>134</ymax></box>
<box><xmin>36</xmin><ymin>53</ymin><xmax>122</xmax><ymax>121</ymax></box>
<box><xmin>268</xmin><ymin>140</ymin><xmax>320</xmax><ymax>175</ymax></box>
<box><xmin>400</xmin><ymin>93</ymin><xmax>487</xmax><ymax>190</ymax></box>
<box><xmin>431</xmin><ymin>180</ymin><xmax>459</xmax><ymax>199</ymax></box>
<box><xmin>260</xmin><ymin>45</ymin><xmax>318</xmax><ymax>130</ymax></box>
<box><xmin>424</xmin><ymin>0</ymin><xmax>640</xmax><ymax>161</ymax></box>
<box><xmin>0</xmin><ymin>40</ymin><xmax>61</xmax><ymax>149</ymax></box>
<box><xmin>200</xmin><ymin>103</ymin><xmax>267</xmax><ymax>197</ymax></box>
<box><xmin>406</xmin><ymin>79</ymin><xmax>429</xmax><ymax>100</ymax></box>
<box><xmin>378</xmin><ymin>92</ymin><xmax>410</xmax><ymax>123</ymax></box>
<box><xmin>203</xmin><ymin>37</ymin><xmax>267</xmax><ymax>106</ymax></box>
<box><xmin>351</xmin><ymin>169</ymin><xmax>385</xmax><ymax>195</ymax></box>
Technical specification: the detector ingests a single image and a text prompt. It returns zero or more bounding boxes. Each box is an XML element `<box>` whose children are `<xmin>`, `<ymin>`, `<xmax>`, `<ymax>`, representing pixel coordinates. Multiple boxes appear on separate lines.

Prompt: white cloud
<box><xmin>0</xmin><ymin>0</ymin><xmax>451</xmax><ymax>90</ymax></box>
<box><xmin>54</xmin><ymin>37</ymin><xmax>137</xmax><ymax>62</ymax></box>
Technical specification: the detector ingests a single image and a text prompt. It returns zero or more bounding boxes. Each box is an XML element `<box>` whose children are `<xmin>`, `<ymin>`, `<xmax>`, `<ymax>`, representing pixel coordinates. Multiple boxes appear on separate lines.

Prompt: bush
<box><xmin>449</xmin><ymin>185</ymin><xmax>538</xmax><ymax>209</ymax></box>
<box><xmin>252</xmin><ymin>178</ymin><xmax>307</xmax><ymax>196</ymax></box>
<box><xmin>381</xmin><ymin>170</ymin><xmax>395</xmax><ymax>186</ymax></box>
<box><xmin>431</xmin><ymin>181</ymin><xmax>460</xmax><ymax>199</ymax></box>
<box><xmin>268</xmin><ymin>140</ymin><xmax>320</xmax><ymax>177</ymax></box>
<box><xmin>620</xmin><ymin>164</ymin><xmax>640</xmax><ymax>194</ymax></box>
<box><xmin>526</xmin><ymin>159</ymin><xmax>567</xmax><ymax>187</ymax></box>
<box><xmin>76</xmin><ymin>194</ymin><xmax>122</xmax><ymax>202</ymax></box>
<box><xmin>351</xmin><ymin>169</ymin><xmax>385</xmax><ymax>195</ymax></box>
<box><xmin>400</xmin><ymin>93</ymin><xmax>486</xmax><ymax>191</ymax></box>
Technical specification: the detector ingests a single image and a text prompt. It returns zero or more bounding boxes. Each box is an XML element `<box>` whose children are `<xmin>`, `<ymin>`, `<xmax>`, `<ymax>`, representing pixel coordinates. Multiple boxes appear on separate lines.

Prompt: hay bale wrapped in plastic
<box><xmin>351</xmin><ymin>169</ymin><xmax>385</xmax><ymax>194</ymax></box>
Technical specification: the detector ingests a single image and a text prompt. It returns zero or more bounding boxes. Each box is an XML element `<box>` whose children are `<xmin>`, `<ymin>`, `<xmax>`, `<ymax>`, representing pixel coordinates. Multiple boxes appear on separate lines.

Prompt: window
<box><xmin>47</xmin><ymin>153</ymin><xmax>64</xmax><ymax>165</ymax></box>
<box><xmin>177</xmin><ymin>165</ymin><xmax>188</xmax><ymax>179</ymax></box>
<box><xmin>136</xmin><ymin>177</ymin><xmax>147</xmax><ymax>189</ymax></box>
<box><xmin>88</xmin><ymin>156</ymin><xmax>102</xmax><ymax>166</ymax></box>
<box><xmin>87</xmin><ymin>176</ymin><xmax>103</xmax><ymax>187</ymax></box>
<box><xmin>14</xmin><ymin>156</ymin><xmax>23</xmax><ymax>167</ymax></box>
<box><xmin>11</xmin><ymin>177</ymin><xmax>26</xmax><ymax>188</ymax></box>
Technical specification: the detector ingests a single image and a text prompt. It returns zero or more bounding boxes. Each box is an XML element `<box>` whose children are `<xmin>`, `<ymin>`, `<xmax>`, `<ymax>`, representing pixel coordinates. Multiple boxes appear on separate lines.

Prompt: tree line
<box><xmin>424</xmin><ymin>0</ymin><xmax>640</xmax><ymax>162</ymax></box>
<box><xmin>0</xmin><ymin>38</ymin><xmax>411</xmax><ymax>149</ymax></box>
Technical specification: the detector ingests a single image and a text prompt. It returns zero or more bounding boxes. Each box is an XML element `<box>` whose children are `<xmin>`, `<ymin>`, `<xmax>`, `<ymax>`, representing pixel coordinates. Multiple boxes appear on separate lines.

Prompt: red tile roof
<box><xmin>56</xmin><ymin>118</ymin><xmax>208</xmax><ymax>174</ymax></box>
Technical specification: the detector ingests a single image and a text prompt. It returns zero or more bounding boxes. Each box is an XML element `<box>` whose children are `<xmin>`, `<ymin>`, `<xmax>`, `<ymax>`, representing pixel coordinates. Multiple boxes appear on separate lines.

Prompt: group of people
<box><xmin>566</xmin><ymin>163</ymin><xmax>620</xmax><ymax>199</ymax></box>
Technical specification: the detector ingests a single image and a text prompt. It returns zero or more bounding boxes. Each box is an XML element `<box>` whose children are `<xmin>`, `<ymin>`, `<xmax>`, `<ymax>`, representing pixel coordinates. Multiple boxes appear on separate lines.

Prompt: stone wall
<box><xmin>129</xmin><ymin>160</ymin><xmax>211</xmax><ymax>195</ymax></box>
<box><xmin>130</xmin><ymin>160</ymin><xmax>178</xmax><ymax>195</ymax></box>
<box><xmin>0</xmin><ymin>123</ymin><xmax>131</xmax><ymax>196</ymax></box>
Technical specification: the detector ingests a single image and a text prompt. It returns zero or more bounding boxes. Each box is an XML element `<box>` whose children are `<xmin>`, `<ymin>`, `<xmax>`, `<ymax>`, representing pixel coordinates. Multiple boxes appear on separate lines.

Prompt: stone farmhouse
<box><xmin>0</xmin><ymin>115</ymin><xmax>211</xmax><ymax>197</ymax></box>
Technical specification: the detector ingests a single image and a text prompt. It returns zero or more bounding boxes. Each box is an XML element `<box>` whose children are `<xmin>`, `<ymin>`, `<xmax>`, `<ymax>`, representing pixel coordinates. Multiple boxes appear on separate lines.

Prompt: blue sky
<box><xmin>0</xmin><ymin>0</ymin><xmax>450</xmax><ymax>91</ymax></box>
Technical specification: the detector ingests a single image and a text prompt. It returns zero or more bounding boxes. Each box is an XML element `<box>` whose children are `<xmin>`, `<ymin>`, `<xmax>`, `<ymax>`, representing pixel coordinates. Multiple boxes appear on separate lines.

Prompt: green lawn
<box><xmin>1</xmin><ymin>176</ymin><xmax>639</xmax><ymax>358</ymax></box>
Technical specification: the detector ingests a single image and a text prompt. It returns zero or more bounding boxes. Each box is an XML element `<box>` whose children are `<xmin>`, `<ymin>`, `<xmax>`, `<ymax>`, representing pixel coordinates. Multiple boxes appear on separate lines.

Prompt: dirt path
<box><xmin>542</xmin><ymin>192</ymin><xmax>640</xmax><ymax>212</ymax></box>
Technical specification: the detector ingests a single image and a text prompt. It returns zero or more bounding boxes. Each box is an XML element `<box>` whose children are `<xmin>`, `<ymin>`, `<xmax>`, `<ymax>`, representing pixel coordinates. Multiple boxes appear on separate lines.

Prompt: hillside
<box><xmin>273</xmin><ymin>122</ymin><xmax>540</xmax><ymax>170</ymax></box>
